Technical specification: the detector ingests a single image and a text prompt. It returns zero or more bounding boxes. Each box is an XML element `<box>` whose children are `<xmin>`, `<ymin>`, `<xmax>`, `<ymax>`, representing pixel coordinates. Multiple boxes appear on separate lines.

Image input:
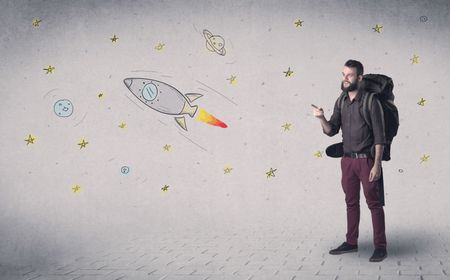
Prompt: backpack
<box><xmin>337</xmin><ymin>74</ymin><xmax>399</xmax><ymax>161</ymax></box>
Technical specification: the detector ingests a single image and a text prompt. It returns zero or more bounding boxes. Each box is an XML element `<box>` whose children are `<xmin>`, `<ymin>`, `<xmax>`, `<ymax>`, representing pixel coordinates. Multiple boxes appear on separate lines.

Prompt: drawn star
<box><xmin>24</xmin><ymin>134</ymin><xmax>36</xmax><ymax>145</ymax></box>
<box><xmin>155</xmin><ymin>42</ymin><xmax>165</xmax><ymax>51</ymax></box>
<box><xmin>118</xmin><ymin>122</ymin><xmax>127</xmax><ymax>128</ymax></box>
<box><xmin>372</xmin><ymin>24</ymin><xmax>383</xmax><ymax>33</ymax></box>
<box><xmin>417</xmin><ymin>97</ymin><xmax>426</xmax><ymax>106</ymax></box>
<box><xmin>411</xmin><ymin>54</ymin><xmax>420</xmax><ymax>64</ymax></box>
<box><xmin>224</xmin><ymin>166</ymin><xmax>233</xmax><ymax>174</ymax></box>
<box><xmin>294</xmin><ymin>19</ymin><xmax>304</xmax><ymax>27</ymax></box>
<box><xmin>78</xmin><ymin>139</ymin><xmax>89</xmax><ymax>149</ymax></box>
<box><xmin>282</xmin><ymin>122</ymin><xmax>292</xmax><ymax>131</ymax></box>
<box><xmin>43</xmin><ymin>65</ymin><xmax>55</xmax><ymax>74</ymax></box>
<box><xmin>110</xmin><ymin>35</ymin><xmax>119</xmax><ymax>43</ymax></box>
<box><xmin>283</xmin><ymin>67</ymin><xmax>294</xmax><ymax>77</ymax></box>
<box><xmin>161</xmin><ymin>185</ymin><xmax>170</xmax><ymax>192</ymax></box>
<box><xmin>227</xmin><ymin>75</ymin><xmax>237</xmax><ymax>85</ymax></box>
<box><xmin>32</xmin><ymin>19</ymin><xmax>42</xmax><ymax>27</ymax></box>
<box><xmin>420</xmin><ymin>154</ymin><xmax>430</xmax><ymax>163</ymax></box>
<box><xmin>163</xmin><ymin>144</ymin><xmax>172</xmax><ymax>151</ymax></box>
<box><xmin>314</xmin><ymin>151</ymin><xmax>323</xmax><ymax>158</ymax></box>
<box><xmin>97</xmin><ymin>92</ymin><xmax>104</xmax><ymax>99</ymax></box>
<box><xmin>72</xmin><ymin>184</ymin><xmax>81</xmax><ymax>193</ymax></box>
<box><xmin>266</xmin><ymin>168</ymin><xmax>277</xmax><ymax>178</ymax></box>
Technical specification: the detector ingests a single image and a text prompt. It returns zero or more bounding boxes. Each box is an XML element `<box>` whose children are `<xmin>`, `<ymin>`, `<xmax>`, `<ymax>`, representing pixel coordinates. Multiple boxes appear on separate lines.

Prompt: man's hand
<box><xmin>312</xmin><ymin>104</ymin><xmax>324</xmax><ymax>119</ymax></box>
<box><xmin>369</xmin><ymin>163</ymin><xmax>382</xmax><ymax>182</ymax></box>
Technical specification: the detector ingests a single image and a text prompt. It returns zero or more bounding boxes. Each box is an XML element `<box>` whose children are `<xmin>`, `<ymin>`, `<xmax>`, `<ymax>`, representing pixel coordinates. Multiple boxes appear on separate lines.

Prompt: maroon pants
<box><xmin>341</xmin><ymin>157</ymin><xmax>387</xmax><ymax>249</ymax></box>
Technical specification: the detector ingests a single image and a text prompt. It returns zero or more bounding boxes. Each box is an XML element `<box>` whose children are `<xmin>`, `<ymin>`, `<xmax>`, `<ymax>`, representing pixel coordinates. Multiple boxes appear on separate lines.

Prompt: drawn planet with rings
<box><xmin>203</xmin><ymin>29</ymin><xmax>226</xmax><ymax>56</ymax></box>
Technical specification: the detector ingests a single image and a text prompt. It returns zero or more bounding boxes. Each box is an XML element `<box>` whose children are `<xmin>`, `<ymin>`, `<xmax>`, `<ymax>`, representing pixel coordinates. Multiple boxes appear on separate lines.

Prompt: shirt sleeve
<box><xmin>324</xmin><ymin>97</ymin><xmax>341</xmax><ymax>137</ymax></box>
<box><xmin>370</xmin><ymin>97</ymin><xmax>386</xmax><ymax>145</ymax></box>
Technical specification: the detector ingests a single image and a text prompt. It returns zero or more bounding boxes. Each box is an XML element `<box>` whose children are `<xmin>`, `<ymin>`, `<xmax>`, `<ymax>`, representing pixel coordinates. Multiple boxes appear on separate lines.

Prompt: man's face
<box><xmin>341</xmin><ymin>66</ymin><xmax>361</xmax><ymax>92</ymax></box>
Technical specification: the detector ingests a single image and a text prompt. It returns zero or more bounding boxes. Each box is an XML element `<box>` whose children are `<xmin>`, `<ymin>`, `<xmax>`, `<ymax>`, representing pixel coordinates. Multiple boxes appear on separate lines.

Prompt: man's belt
<box><xmin>343</xmin><ymin>152</ymin><xmax>372</xmax><ymax>159</ymax></box>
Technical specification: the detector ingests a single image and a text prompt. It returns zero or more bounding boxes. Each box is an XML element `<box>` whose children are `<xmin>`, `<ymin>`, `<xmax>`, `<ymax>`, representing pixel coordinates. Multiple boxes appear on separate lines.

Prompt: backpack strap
<box><xmin>361</xmin><ymin>92</ymin><xmax>373</xmax><ymax>130</ymax></box>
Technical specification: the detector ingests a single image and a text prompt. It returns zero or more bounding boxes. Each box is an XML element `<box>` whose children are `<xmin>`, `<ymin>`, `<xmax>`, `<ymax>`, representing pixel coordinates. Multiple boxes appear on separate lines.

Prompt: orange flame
<box><xmin>195</xmin><ymin>108</ymin><xmax>227</xmax><ymax>128</ymax></box>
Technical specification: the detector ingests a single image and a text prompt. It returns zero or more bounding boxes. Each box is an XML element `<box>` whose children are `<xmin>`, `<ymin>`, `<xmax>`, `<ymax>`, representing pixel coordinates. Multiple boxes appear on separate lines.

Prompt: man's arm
<box><xmin>319</xmin><ymin>115</ymin><xmax>333</xmax><ymax>135</ymax></box>
<box><xmin>369</xmin><ymin>144</ymin><xmax>384</xmax><ymax>182</ymax></box>
<box><xmin>369</xmin><ymin>97</ymin><xmax>386</xmax><ymax>182</ymax></box>
<box><xmin>312</xmin><ymin>100</ymin><xmax>341</xmax><ymax>137</ymax></box>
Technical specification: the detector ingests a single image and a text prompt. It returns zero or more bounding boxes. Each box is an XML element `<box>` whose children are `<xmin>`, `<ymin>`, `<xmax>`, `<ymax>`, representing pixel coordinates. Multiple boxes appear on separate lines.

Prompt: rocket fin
<box><xmin>175</xmin><ymin>117</ymin><xmax>188</xmax><ymax>131</ymax></box>
<box><xmin>185</xmin><ymin>93</ymin><xmax>203</xmax><ymax>103</ymax></box>
<box><xmin>180</xmin><ymin>102</ymin><xmax>199</xmax><ymax>118</ymax></box>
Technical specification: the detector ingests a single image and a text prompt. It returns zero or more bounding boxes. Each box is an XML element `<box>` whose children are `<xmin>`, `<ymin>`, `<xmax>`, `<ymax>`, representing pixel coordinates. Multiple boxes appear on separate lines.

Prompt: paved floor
<box><xmin>2</xmin><ymin>224</ymin><xmax>449</xmax><ymax>280</ymax></box>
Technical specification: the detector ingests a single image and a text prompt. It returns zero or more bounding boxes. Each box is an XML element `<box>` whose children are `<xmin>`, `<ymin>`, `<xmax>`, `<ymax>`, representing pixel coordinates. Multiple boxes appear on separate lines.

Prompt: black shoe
<box><xmin>369</xmin><ymin>247</ymin><xmax>387</xmax><ymax>262</ymax></box>
<box><xmin>329</xmin><ymin>242</ymin><xmax>358</xmax><ymax>255</ymax></box>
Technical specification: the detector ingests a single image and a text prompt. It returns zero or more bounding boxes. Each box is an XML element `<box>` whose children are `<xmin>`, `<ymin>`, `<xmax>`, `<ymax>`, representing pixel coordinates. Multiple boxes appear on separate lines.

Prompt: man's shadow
<box><xmin>354</xmin><ymin>227</ymin><xmax>444</xmax><ymax>259</ymax></box>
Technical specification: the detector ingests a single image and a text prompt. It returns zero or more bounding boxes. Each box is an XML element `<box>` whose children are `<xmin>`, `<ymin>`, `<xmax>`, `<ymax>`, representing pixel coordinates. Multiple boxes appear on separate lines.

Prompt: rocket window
<box><xmin>142</xmin><ymin>83</ymin><xmax>158</xmax><ymax>101</ymax></box>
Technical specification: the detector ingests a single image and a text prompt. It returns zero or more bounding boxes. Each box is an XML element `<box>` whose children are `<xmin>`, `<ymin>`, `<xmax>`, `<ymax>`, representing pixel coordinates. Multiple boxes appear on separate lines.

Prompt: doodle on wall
<box><xmin>123</xmin><ymin>78</ymin><xmax>227</xmax><ymax>131</ymax></box>
<box><xmin>53</xmin><ymin>99</ymin><xmax>74</xmax><ymax>117</ymax></box>
<box><xmin>203</xmin><ymin>29</ymin><xmax>226</xmax><ymax>56</ymax></box>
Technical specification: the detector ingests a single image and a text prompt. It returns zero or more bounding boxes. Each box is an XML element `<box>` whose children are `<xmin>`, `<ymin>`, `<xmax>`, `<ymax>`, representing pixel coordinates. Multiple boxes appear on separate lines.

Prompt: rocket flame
<box><xmin>195</xmin><ymin>108</ymin><xmax>228</xmax><ymax>128</ymax></box>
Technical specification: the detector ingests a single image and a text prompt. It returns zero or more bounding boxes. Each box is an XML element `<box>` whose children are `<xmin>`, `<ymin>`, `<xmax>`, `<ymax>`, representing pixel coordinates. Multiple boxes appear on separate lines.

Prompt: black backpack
<box><xmin>336</xmin><ymin>74</ymin><xmax>399</xmax><ymax>161</ymax></box>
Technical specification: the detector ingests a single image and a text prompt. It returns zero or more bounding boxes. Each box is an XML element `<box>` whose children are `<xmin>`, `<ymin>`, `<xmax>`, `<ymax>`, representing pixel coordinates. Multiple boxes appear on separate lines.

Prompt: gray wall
<box><xmin>1</xmin><ymin>0</ymin><xmax>449</xmax><ymax>268</ymax></box>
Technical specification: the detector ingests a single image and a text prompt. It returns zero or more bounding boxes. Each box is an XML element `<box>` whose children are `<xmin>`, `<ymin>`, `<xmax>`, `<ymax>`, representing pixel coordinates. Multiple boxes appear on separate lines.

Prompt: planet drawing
<box><xmin>203</xmin><ymin>29</ymin><xmax>226</xmax><ymax>56</ymax></box>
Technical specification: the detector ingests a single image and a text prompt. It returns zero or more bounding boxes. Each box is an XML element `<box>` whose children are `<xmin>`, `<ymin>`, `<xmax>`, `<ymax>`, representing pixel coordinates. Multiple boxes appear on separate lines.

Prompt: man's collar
<box><xmin>343</xmin><ymin>88</ymin><xmax>364</xmax><ymax>101</ymax></box>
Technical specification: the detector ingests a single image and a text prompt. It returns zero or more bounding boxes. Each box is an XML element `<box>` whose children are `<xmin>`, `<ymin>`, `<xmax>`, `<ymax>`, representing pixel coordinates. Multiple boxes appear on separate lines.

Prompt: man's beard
<box><xmin>341</xmin><ymin>80</ymin><xmax>359</xmax><ymax>92</ymax></box>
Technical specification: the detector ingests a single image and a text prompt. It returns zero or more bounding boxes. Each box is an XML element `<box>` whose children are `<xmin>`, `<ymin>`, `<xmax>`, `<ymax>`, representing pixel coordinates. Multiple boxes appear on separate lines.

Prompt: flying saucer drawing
<box><xmin>203</xmin><ymin>29</ymin><xmax>226</xmax><ymax>56</ymax></box>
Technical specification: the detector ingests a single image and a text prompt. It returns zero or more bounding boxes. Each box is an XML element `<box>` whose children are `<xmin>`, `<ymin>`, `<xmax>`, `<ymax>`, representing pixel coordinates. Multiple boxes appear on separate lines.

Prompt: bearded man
<box><xmin>312</xmin><ymin>60</ymin><xmax>387</xmax><ymax>262</ymax></box>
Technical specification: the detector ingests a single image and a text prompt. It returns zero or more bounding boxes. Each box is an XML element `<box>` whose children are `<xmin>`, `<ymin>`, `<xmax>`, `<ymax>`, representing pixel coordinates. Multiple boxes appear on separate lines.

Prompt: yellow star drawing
<box><xmin>227</xmin><ymin>75</ymin><xmax>237</xmax><ymax>85</ymax></box>
<box><xmin>420</xmin><ymin>154</ymin><xmax>430</xmax><ymax>163</ymax></box>
<box><xmin>97</xmin><ymin>92</ymin><xmax>104</xmax><ymax>99</ymax></box>
<box><xmin>110</xmin><ymin>35</ymin><xmax>119</xmax><ymax>43</ymax></box>
<box><xmin>224</xmin><ymin>166</ymin><xmax>233</xmax><ymax>174</ymax></box>
<box><xmin>266</xmin><ymin>168</ymin><xmax>277</xmax><ymax>178</ymax></box>
<box><xmin>417</xmin><ymin>97</ymin><xmax>426</xmax><ymax>106</ymax></box>
<box><xmin>78</xmin><ymin>139</ymin><xmax>89</xmax><ymax>149</ymax></box>
<box><xmin>372</xmin><ymin>24</ymin><xmax>383</xmax><ymax>33</ymax></box>
<box><xmin>282</xmin><ymin>122</ymin><xmax>292</xmax><ymax>131</ymax></box>
<box><xmin>283</xmin><ymin>67</ymin><xmax>294</xmax><ymax>77</ymax></box>
<box><xmin>32</xmin><ymin>19</ymin><xmax>42</xmax><ymax>27</ymax></box>
<box><xmin>161</xmin><ymin>185</ymin><xmax>170</xmax><ymax>192</ymax></box>
<box><xmin>119</xmin><ymin>122</ymin><xmax>127</xmax><ymax>128</ymax></box>
<box><xmin>24</xmin><ymin>134</ymin><xmax>36</xmax><ymax>145</ymax></box>
<box><xmin>314</xmin><ymin>151</ymin><xmax>323</xmax><ymax>158</ymax></box>
<box><xmin>294</xmin><ymin>19</ymin><xmax>304</xmax><ymax>27</ymax></box>
<box><xmin>411</xmin><ymin>54</ymin><xmax>420</xmax><ymax>64</ymax></box>
<box><xmin>155</xmin><ymin>42</ymin><xmax>165</xmax><ymax>51</ymax></box>
<box><xmin>72</xmin><ymin>184</ymin><xmax>81</xmax><ymax>193</ymax></box>
<box><xmin>163</xmin><ymin>144</ymin><xmax>172</xmax><ymax>151</ymax></box>
<box><xmin>43</xmin><ymin>65</ymin><xmax>55</xmax><ymax>74</ymax></box>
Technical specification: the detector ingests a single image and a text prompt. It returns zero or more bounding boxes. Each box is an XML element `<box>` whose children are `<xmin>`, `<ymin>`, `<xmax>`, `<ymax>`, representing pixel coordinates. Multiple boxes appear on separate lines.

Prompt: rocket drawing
<box><xmin>124</xmin><ymin>78</ymin><xmax>227</xmax><ymax>131</ymax></box>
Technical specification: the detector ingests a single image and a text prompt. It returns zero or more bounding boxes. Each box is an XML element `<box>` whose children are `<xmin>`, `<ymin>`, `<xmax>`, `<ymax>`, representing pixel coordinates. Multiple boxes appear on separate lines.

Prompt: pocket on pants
<box><xmin>366</xmin><ymin>158</ymin><xmax>374</xmax><ymax>170</ymax></box>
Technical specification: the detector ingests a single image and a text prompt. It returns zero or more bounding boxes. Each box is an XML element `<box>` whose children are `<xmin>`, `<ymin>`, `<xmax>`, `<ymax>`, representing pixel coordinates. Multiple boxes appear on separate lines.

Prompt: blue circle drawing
<box><xmin>121</xmin><ymin>166</ymin><xmax>130</xmax><ymax>174</ymax></box>
<box><xmin>54</xmin><ymin>99</ymin><xmax>74</xmax><ymax>117</ymax></box>
<box><xmin>142</xmin><ymin>83</ymin><xmax>158</xmax><ymax>101</ymax></box>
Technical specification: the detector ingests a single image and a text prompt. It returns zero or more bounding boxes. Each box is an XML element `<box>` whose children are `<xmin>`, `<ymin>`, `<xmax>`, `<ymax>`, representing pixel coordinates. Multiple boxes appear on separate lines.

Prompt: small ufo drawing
<box><xmin>203</xmin><ymin>29</ymin><xmax>226</xmax><ymax>56</ymax></box>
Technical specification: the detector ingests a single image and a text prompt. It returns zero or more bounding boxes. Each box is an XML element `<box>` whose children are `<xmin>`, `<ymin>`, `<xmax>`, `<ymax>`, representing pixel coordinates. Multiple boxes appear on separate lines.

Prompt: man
<box><xmin>312</xmin><ymin>60</ymin><xmax>387</xmax><ymax>262</ymax></box>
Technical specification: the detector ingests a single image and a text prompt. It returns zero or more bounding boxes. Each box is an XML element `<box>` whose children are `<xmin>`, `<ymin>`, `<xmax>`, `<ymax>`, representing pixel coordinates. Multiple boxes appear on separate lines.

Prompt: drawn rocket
<box><xmin>124</xmin><ymin>78</ymin><xmax>226</xmax><ymax>131</ymax></box>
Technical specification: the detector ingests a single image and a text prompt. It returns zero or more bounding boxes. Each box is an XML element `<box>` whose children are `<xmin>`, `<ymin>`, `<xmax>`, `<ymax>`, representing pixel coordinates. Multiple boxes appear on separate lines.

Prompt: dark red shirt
<box><xmin>324</xmin><ymin>90</ymin><xmax>386</xmax><ymax>153</ymax></box>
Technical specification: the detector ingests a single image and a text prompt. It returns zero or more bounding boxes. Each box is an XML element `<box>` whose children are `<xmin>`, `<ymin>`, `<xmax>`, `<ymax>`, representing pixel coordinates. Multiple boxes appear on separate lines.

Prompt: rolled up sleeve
<box><xmin>370</xmin><ymin>97</ymin><xmax>386</xmax><ymax>145</ymax></box>
<box><xmin>324</xmin><ymin>98</ymin><xmax>341</xmax><ymax>137</ymax></box>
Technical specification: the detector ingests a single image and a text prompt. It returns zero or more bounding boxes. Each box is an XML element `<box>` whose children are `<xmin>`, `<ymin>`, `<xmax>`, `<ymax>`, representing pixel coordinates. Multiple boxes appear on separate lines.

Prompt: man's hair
<box><xmin>344</xmin><ymin>60</ymin><xmax>364</xmax><ymax>76</ymax></box>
